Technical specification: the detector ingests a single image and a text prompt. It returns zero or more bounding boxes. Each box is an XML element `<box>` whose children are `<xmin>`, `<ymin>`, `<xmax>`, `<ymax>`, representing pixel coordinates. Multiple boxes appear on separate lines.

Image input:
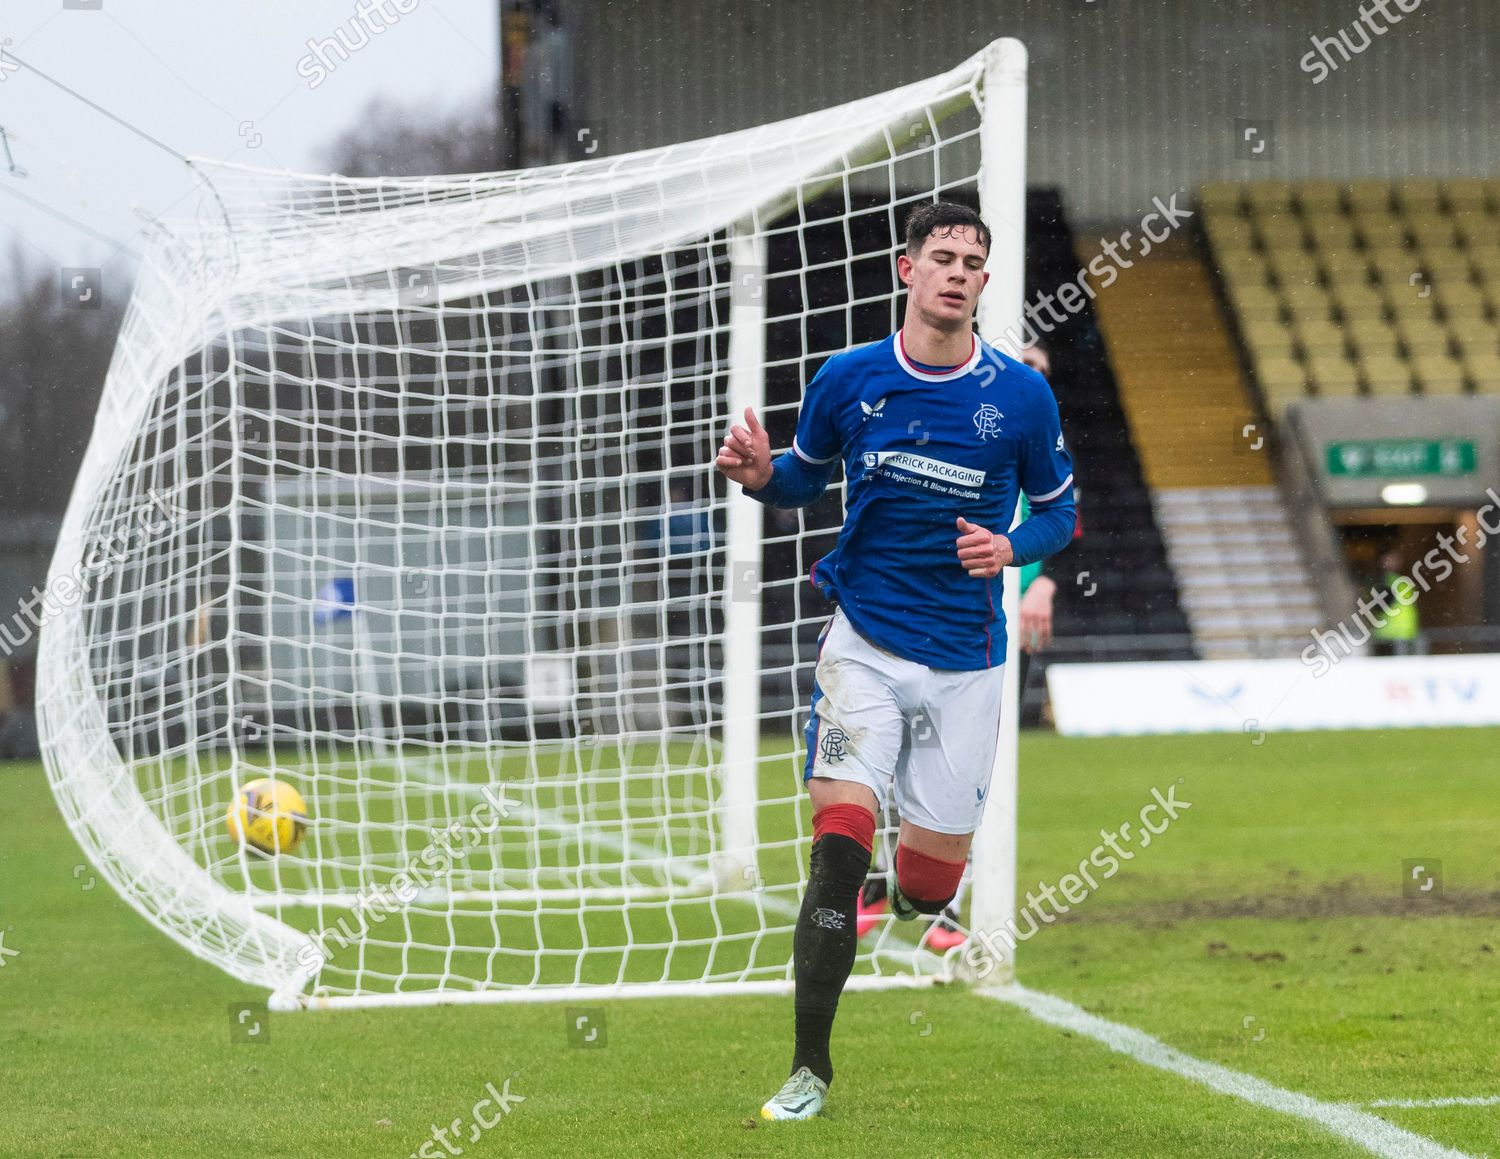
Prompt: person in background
<box><xmin>1016</xmin><ymin>343</ymin><xmax>1061</xmax><ymax>654</ymax></box>
<box><xmin>1370</xmin><ymin>549</ymin><xmax>1421</xmax><ymax>656</ymax></box>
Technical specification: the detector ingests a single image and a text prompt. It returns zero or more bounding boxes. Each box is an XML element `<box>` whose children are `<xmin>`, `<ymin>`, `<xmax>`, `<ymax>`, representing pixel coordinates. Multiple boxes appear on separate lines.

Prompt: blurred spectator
<box><xmin>1371</xmin><ymin>549</ymin><xmax>1422</xmax><ymax>657</ymax></box>
<box><xmin>0</xmin><ymin>655</ymin><xmax>39</xmax><ymax>759</ymax></box>
<box><xmin>1017</xmin><ymin>342</ymin><xmax>1062</xmax><ymax>654</ymax></box>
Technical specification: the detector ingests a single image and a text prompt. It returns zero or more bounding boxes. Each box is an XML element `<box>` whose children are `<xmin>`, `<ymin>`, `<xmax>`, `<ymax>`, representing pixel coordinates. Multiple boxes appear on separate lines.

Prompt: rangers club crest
<box><xmin>973</xmin><ymin>403</ymin><xmax>1003</xmax><ymax>440</ymax></box>
<box><xmin>819</xmin><ymin>727</ymin><xmax>848</xmax><ymax>763</ymax></box>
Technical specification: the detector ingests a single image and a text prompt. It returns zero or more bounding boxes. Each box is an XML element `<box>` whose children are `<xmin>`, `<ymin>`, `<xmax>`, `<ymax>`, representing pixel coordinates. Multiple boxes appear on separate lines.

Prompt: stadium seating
<box><xmin>1201</xmin><ymin>177</ymin><xmax>1500</xmax><ymax>413</ymax></box>
<box><xmin>1017</xmin><ymin>188</ymin><xmax>1195</xmax><ymax>714</ymax></box>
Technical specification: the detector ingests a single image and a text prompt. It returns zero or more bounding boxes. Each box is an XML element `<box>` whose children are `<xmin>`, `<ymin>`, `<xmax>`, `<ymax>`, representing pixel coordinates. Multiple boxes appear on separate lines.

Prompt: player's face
<box><xmin>899</xmin><ymin>226</ymin><xmax>990</xmax><ymax>332</ymax></box>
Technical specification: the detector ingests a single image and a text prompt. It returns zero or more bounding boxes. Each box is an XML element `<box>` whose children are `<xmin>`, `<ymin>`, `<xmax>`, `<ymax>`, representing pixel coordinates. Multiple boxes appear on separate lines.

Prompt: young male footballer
<box><xmin>715</xmin><ymin>201</ymin><xmax>1076</xmax><ymax>1121</ymax></box>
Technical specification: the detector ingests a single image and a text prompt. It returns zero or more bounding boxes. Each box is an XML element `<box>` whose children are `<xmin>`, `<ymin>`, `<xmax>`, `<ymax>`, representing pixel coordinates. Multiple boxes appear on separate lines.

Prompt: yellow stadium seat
<box><xmin>1395</xmin><ymin>178</ymin><xmax>1443</xmax><ymax>214</ymax></box>
<box><xmin>1323</xmin><ymin>254</ymin><xmax>1374</xmax><ymax>288</ymax></box>
<box><xmin>1198</xmin><ymin>182</ymin><xmax>1245</xmax><ymax>215</ymax></box>
<box><xmin>1347</xmin><ymin>180</ymin><xmax>1394</xmax><ymax>213</ymax></box>
<box><xmin>1451</xmin><ymin>209</ymin><xmax>1493</xmax><ymax>246</ymax></box>
<box><xmin>1297</xmin><ymin>180</ymin><xmax>1345</xmax><ymax>214</ymax></box>
<box><xmin>1234</xmin><ymin>297</ymin><xmax>1284</xmax><ymax>326</ymax></box>
<box><xmin>1225</xmin><ymin>263</ymin><xmax>1275</xmax><ymax>290</ymax></box>
<box><xmin>1283</xmin><ymin>283</ymin><xmax>1334</xmax><ymax>320</ymax></box>
<box><xmin>1463</xmin><ymin>353</ymin><xmax>1500</xmax><ymax>394</ymax></box>
<box><xmin>1208</xmin><ymin>228</ymin><xmax>1256</xmax><ymax>257</ymax></box>
<box><xmin>1420</xmin><ymin>251</ymin><xmax>1477</xmax><ymax>283</ymax></box>
<box><xmin>1443</xmin><ymin>178</ymin><xmax>1491</xmax><ymax>212</ymax></box>
<box><xmin>1306</xmin><ymin>218</ymin><xmax>1361</xmax><ymax>252</ymax></box>
<box><xmin>1396</xmin><ymin>318</ymin><xmax>1451</xmax><ymax>357</ymax></box>
<box><xmin>1228</xmin><ymin>275</ymin><xmax>1278</xmax><ymax>301</ymax></box>
<box><xmin>1255</xmin><ymin>215</ymin><xmax>1307</xmax><ymax>250</ymax></box>
<box><xmin>1387</xmin><ymin>292</ymin><xmax>1443</xmax><ymax>324</ymax></box>
<box><xmin>1466</xmin><ymin>244</ymin><xmax>1500</xmax><ymax>282</ymax></box>
<box><xmin>1204</xmin><ymin>211</ymin><xmax>1255</xmax><ymax>253</ymax></box>
<box><xmin>1251</xmin><ymin>351</ymin><xmax>1309</xmax><ymax>403</ymax></box>
<box><xmin>1412</xmin><ymin>354</ymin><xmax>1468</xmax><ymax>395</ymax></box>
<box><xmin>1330</xmin><ymin>284</ymin><xmax>1386</xmax><ymax>320</ymax></box>
<box><xmin>1307</xmin><ymin>355</ymin><xmax>1361</xmax><ymax>396</ymax></box>
<box><xmin>1245</xmin><ymin>180</ymin><xmax>1296</xmax><ymax>216</ymax></box>
<box><xmin>1356</xmin><ymin>218</ymin><xmax>1411</xmax><ymax>251</ymax></box>
<box><xmin>1451</xmin><ymin>324</ymin><xmax>1500</xmax><ymax>359</ymax></box>
<box><xmin>1369</xmin><ymin>252</ymin><xmax>1427</xmax><ymax>290</ymax></box>
<box><xmin>1346</xmin><ymin>319</ymin><xmax>1401</xmax><ymax>359</ymax></box>
<box><xmin>1409</xmin><ymin>217</ymin><xmax>1459</xmax><ymax>250</ymax></box>
<box><xmin>1242</xmin><ymin>319</ymin><xmax>1297</xmax><ymax>358</ymax></box>
<box><xmin>1361</xmin><ymin>355</ymin><xmax>1414</xmax><ymax>397</ymax></box>
<box><xmin>1440</xmin><ymin>297</ymin><xmax>1490</xmax><ymax>323</ymax></box>
<box><xmin>1295</xmin><ymin>318</ymin><xmax>1347</xmax><ymax>355</ymax></box>
<box><xmin>1266</xmin><ymin>249</ymin><xmax>1322</xmax><ymax>285</ymax></box>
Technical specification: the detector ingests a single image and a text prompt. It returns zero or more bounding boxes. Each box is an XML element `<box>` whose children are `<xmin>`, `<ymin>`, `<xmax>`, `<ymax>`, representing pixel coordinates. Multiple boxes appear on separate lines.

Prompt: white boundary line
<box><xmin>981</xmin><ymin>985</ymin><xmax>1477</xmax><ymax>1159</ymax></box>
<box><xmin>1364</xmin><ymin>1097</ymin><xmax>1500</xmax><ymax>1110</ymax></box>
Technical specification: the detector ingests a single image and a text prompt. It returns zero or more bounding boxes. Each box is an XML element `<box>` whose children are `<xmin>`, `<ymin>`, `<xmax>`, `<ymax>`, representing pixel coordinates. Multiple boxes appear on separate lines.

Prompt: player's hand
<box><xmin>1018</xmin><ymin>575</ymin><xmax>1057</xmax><ymax>653</ymax></box>
<box><xmin>955</xmin><ymin>517</ymin><xmax>1014</xmax><ymax>578</ymax></box>
<box><xmin>715</xmin><ymin>406</ymin><xmax>773</xmax><ymax>491</ymax></box>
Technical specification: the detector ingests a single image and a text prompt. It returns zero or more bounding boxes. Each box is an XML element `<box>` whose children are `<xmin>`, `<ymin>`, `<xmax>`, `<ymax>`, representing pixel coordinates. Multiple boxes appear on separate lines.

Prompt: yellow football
<box><xmin>227</xmin><ymin>778</ymin><xmax>308</xmax><ymax>856</ymax></box>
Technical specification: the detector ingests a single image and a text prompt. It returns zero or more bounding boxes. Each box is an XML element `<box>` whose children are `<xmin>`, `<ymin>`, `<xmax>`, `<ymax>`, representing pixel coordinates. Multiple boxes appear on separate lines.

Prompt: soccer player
<box><xmin>715</xmin><ymin>201</ymin><xmax>1076</xmax><ymax>1122</ymax></box>
<box><xmin>853</xmin><ymin>337</ymin><xmax>1072</xmax><ymax>953</ymax></box>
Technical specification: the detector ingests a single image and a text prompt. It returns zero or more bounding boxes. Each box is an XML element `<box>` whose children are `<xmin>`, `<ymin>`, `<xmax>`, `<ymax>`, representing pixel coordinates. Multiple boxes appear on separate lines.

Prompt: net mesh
<box><xmin>38</xmin><ymin>48</ymin><xmax>1004</xmax><ymax>1001</ymax></box>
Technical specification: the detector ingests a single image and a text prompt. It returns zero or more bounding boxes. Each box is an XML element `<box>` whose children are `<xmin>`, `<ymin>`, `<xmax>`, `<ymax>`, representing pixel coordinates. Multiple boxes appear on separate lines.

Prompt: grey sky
<box><xmin>0</xmin><ymin>1</ymin><xmax>499</xmax><ymax>280</ymax></box>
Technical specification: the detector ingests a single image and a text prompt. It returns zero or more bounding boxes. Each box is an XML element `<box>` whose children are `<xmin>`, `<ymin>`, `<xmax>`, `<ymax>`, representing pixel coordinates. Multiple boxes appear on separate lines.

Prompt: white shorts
<box><xmin>802</xmin><ymin>606</ymin><xmax>1006</xmax><ymax>835</ymax></box>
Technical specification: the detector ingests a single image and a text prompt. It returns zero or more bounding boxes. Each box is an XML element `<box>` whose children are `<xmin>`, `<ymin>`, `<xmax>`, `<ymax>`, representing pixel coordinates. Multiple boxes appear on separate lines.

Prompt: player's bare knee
<box><xmin>806</xmin><ymin>776</ymin><xmax>878</xmax><ymax>819</ymax></box>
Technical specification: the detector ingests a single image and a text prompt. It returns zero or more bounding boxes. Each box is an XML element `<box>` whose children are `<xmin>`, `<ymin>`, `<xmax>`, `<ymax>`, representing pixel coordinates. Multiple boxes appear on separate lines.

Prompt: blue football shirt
<box><xmin>746</xmin><ymin>331</ymin><xmax>1075</xmax><ymax>670</ymax></box>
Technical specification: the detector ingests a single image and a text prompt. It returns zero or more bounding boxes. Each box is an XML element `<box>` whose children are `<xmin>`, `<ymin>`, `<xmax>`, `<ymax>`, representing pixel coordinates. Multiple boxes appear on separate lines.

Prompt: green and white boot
<box><xmin>759</xmin><ymin>1066</ymin><xmax>828</xmax><ymax>1121</ymax></box>
<box><xmin>887</xmin><ymin>873</ymin><xmax>919</xmax><ymax>921</ymax></box>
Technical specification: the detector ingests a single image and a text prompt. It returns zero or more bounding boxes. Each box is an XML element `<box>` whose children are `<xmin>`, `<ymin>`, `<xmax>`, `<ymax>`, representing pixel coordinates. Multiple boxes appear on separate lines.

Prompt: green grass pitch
<box><xmin>2</xmin><ymin>727</ymin><xmax>1497</xmax><ymax>1156</ymax></box>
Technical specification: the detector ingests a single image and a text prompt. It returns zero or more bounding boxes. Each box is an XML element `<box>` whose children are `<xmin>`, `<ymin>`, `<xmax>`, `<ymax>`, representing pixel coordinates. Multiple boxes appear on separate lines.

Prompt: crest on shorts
<box><xmin>818</xmin><ymin>726</ymin><xmax>848</xmax><ymax>763</ymax></box>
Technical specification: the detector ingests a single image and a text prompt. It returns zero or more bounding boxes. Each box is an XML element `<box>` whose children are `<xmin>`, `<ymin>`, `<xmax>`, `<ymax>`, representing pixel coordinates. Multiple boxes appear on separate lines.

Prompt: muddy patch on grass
<box><xmin>1046</xmin><ymin>883</ymin><xmax>1500</xmax><ymax>926</ymax></box>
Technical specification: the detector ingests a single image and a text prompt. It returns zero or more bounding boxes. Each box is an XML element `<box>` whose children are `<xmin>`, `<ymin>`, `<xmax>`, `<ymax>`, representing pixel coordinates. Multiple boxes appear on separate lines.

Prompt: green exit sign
<box><xmin>1326</xmin><ymin>439</ymin><xmax>1477</xmax><ymax>477</ymax></box>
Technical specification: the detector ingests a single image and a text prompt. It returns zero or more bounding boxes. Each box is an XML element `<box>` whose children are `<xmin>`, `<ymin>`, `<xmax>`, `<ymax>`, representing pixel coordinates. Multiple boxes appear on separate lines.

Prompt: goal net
<box><xmin>38</xmin><ymin>40</ymin><xmax>1028</xmax><ymax>1008</ymax></box>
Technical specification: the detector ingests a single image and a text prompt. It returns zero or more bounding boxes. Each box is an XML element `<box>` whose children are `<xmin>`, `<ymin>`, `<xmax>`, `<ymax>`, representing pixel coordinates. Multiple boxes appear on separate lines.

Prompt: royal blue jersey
<box><xmin>746</xmin><ymin>331</ymin><xmax>1075</xmax><ymax>670</ymax></box>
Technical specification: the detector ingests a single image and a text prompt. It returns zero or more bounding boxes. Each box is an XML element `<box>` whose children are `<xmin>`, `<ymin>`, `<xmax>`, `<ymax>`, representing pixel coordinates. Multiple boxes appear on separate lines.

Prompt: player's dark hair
<box><xmin>904</xmin><ymin>201</ymin><xmax>992</xmax><ymax>257</ymax></box>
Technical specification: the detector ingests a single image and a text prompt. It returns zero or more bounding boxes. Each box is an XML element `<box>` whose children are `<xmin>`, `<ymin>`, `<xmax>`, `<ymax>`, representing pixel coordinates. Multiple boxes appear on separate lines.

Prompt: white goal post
<box><xmin>37</xmin><ymin>39</ymin><xmax>1028</xmax><ymax>1009</ymax></box>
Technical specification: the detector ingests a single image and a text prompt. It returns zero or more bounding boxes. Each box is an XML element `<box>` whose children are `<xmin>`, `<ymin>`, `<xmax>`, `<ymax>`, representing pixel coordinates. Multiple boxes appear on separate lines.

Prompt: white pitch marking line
<box><xmin>982</xmin><ymin>985</ymin><xmax>1476</xmax><ymax>1159</ymax></box>
<box><xmin>1364</xmin><ymin>1097</ymin><xmax>1500</xmax><ymax>1110</ymax></box>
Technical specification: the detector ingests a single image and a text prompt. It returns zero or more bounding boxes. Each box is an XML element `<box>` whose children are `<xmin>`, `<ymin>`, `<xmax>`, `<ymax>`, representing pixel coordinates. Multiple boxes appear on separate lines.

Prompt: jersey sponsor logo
<box><xmin>863</xmin><ymin>450</ymin><xmax>985</xmax><ymax>488</ymax></box>
<box><xmin>819</xmin><ymin>726</ymin><xmax>849</xmax><ymax>763</ymax></box>
<box><xmin>973</xmin><ymin>403</ymin><xmax>1003</xmax><ymax>440</ymax></box>
<box><xmin>859</xmin><ymin>396</ymin><xmax>887</xmax><ymax>418</ymax></box>
<box><xmin>1056</xmin><ymin>433</ymin><xmax>1065</xmax><ymax>451</ymax></box>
